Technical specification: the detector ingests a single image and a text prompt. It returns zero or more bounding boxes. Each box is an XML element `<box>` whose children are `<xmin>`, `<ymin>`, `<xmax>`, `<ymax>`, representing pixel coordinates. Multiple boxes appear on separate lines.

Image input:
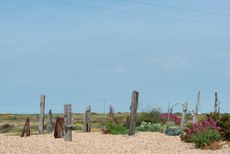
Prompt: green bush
<box><xmin>165</xmin><ymin>126</ymin><xmax>183</xmax><ymax>136</ymax></box>
<box><xmin>190</xmin><ymin>129</ymin><xmax>221</xmax><ymax>148</ymax></box>
<box><xmin>218</xmin><ymin>114</ymin><xmax>230</xmax><ymax>141</ymax></box>
<box><xmin>105</xmin><ymin>123</ymin><xmax>128</xmax><ymax>135</ymax></box>
<box><xmin>137</xmin><ymin>108</ymin><xmax>162</xmax><ymax>126</ymax></box>
<box><xmin>136</xmin><ymin>121</ymin><xmax>163</xmax><ymax>132</ymax></box>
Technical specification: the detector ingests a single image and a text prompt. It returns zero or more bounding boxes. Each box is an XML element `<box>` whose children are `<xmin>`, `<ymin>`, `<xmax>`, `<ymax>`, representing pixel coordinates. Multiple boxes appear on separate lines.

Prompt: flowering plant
<box><xmin>161</xmin><ymin>113</ymin><xmax>181</xmax><ymax>125</ymax></box>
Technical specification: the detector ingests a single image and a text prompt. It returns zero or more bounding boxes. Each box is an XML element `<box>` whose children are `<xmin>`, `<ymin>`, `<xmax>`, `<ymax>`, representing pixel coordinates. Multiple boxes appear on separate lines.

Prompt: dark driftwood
<box><xmin>21</xmin><ymin>117</ymin><xmax>30</xmax><ymax>137</ymax></box>
<box><xmin>64</xmin><ymin>104</ymin><xmax>72</xmax><ymax>141</ymax></box>
<box><xmin>54</xmin><ymin>117</ymin><xmax>64</xmax><ymax>138</ymax></box>
<box><xmin>128</xmin><ymin>91</ymin><xmax>139</xmax><ymax>136</ymax></box>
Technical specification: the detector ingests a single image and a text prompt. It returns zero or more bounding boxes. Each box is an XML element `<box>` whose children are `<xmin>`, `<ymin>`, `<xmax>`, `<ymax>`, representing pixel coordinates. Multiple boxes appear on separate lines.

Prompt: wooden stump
<box><xmin>21</xmin><ymin>117</ymin><xmax>30</xmax><ymax>137</ymax></box>
<box><xmin>54</xmin><ymin>117</ymin><xmax>64</xmax><ymax>138</ymax></box>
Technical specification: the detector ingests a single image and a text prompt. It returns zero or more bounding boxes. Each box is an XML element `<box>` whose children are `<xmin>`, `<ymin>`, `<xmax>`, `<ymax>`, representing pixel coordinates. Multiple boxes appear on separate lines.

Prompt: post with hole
<box><xmin>180</xmin><ymin>102</ymin><xmax>188</xmax><ymax>129</ymax></box>
<box><xmin>39</xmin><ymin>95</ymin><xmax>45</xmax><ymax>134</ymax></box>
<box><xmin>64</xmin><ymin>104</ymin><xmax>72</xmax><ymax>141</ymax></box>
<box><xmin>128</xmin><ymin>90</ymin><xmax>139</xmax><ymax>136</ymax></box>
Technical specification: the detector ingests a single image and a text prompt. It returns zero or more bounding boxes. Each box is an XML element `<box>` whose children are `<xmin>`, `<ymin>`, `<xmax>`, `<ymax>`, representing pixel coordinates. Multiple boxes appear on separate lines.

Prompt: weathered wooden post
<box><xmin>39</xmin><ymin>95</ymin><xmax>45</xmax><ymax>134</ymax></box>
<box><xmin>21</xmin><ymin>117</ymin><xmax>30</xmax><ymax>137</ymax></box>
<box><xmin>214</xmin><ymin>92</ymin><xmax>219</xmax><ymax>113</ymax></box>
<box><xmin>108</xmin><ymin>105</ymin><xmax>114</xmax><ymax>118</ymax></box>
<box><xmin>180</xmin><ymin>102</ymin><xmax>188</xmax><ymax>129</ymax></box>
<box><xmin>167</xmin><ymin>103</ymin><xmax>170</xmax><ymax>124</ymax></box>
<box><xmin>128</xmin><ymin>90</ymin><xmax>139</xmax><ymax>136</ymax></box>
<box><xmin>64</xmin><ymin>104</ymin><xmax>72</xmax><ymax>141</ymax></box>
<box><xmin>195</xmin><ymin>91</ymin><xmax>200</xmax><ymax>115</ymax></box>
<box><xmin>84</xmin><ymin>105</ymin><xmax>91</xmax><ymax>132</ymax></box>
<box><xmin>47</xmin><ymin>109</ymin><xmax>53</xmax><ymax>133</ymax></box>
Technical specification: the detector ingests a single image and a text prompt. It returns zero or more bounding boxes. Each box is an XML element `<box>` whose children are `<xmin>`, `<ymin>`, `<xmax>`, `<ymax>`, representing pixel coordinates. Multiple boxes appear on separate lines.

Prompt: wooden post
<box><xmin>47</xmin><ymin>109</ymin><xmax>53</xmax><ymax>133</ymax></box>
<box><xmin>128</xmin><ymin>91</ymin><xmax>139</xmax><ymax>136</ymax></box>
<box><xmin>84</xmin><ymin>105</ymin><xmax>91</xmax><ymax>132</ymax></box>
<box><xmin>180</xmin><ymin>102</ymin><xmax>188</xmax><ymax>129</ymax></box>
<box><xmin>64</xmin><ymin>104</ymin><xmax>72</xmax><ymax>141</ymax></box>
<box><xmin>39</xmin><ymin>95</ymin><xmax>45</xmax><ymax>134</ymax></box>
<box><xmin>214</xmin><ymin>92</ymin><xmax>218</xmax><ymax>113</ymax></box>
<box><xmin>21</xmin><ymin>117</ymin><xmax>30</xmax><ymax>137</ymax></box>
<box><xmin>167</xmin><ymin>103</ymin><xmax>170</xmax><ymax>124</ymax></box>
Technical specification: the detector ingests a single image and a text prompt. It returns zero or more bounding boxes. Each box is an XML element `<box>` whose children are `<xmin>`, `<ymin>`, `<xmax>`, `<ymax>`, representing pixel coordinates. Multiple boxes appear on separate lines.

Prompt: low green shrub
<box><xmin>0</xmin><ymin>124</ymin><xmax>15</xmax><ymax>133</ymax></box>
<box><xmin>104</xmin><ymin>123</ymin><xmax>128</xmax><ymax>135</ymax></box>
<box><xmin>136</xmin><ymin>121</ymin><xmax>163</xmax><ymax>132</ymax></box>
<box><xmin>137</xmin><ymin>108</ymin><xmax>162</xmax><ymax>126</ymax></box>
<box><xmin>190</xmin><ymin>129</ymin><xmax>221</xmax><ymax>148</ymax></box>
<box><xmin>165</xmin><ymin>126</ymin><xmax>183</xmax><ymax>136</ymax></box>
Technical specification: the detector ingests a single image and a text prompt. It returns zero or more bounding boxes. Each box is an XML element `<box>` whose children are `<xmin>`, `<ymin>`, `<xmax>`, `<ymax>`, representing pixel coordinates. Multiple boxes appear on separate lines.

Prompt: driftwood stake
<box><xmin>39</xmin><ymin>95</ymin><xmax>45</xmax><ymax>134</ymax></box>
<box><xmin>214</xmin><ymin>92</ymin><xmax>219</xmax><ymax>113</ymax></box>
<box><xmin>128</xmin><ymin>91</ymin><xmax>139</xmax><ymax>136</ymax></box>
<box><xmin>21</xmin><ymin>117</ymin><xmax>30</xmax><ymax>137</ymax></box>
<box><xmin>180</xmin><ymin>102</ymin><xmax>188</xmax><ymax>129</ymax></box>
<box><xmin>64</xmin><ymin>104</ymin><xmax>72</xmax><ymax>141</ymax></box>
<box><xmin>47</xmin><ymin>109</ymin><xmax>53</xmax><ymax>133</ymax></box>
<box><xmin>84</xmin><ymin>105</ymin><xmax>91</xmax><ymax>132</ymax></box>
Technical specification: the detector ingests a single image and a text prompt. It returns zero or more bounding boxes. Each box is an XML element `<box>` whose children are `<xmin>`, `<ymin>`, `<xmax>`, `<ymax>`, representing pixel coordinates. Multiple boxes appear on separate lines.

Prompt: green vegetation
<box><xmin>218</xmin><ymin>114</ymin><xmax>230</xmax><ymax>141</ymax></box>
<box><xmin>180</xmin><ymin>113</ymin><xmax>230</xmax><ymax>149</ymax></box>
<box><xmin>136</xmin><ymin>121</ymin><xmax>163</xmax><ymax>132</ymax></box>
<box><xmin>0</xmin><ymin>113</ymin><xmax>129</xmax><ymax>135</ymax></box>
<box><xmin>136</xmin><ymin>108</ymin><xmax>162</xmax><ymax>126</ymax></box>
<box><xmin>104</xmin><ymin>123</ymin><xmax>128</xmax><ymax>135</ymax></box>
<box><xmin>165</xmin><ymin>126</ymin><xmax>183</xmax><ymax>136</ymax></box>
<box><xmin>190</xmin><ymin>129</ymin><xmax>221</xmax><ymax>148</ymax></box>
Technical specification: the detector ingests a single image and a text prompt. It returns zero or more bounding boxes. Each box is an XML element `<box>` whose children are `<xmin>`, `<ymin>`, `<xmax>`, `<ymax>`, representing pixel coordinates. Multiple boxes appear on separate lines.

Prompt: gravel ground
<box><xmin>0</xmin><ymin>132</ymin><xmax>229</xmax><ymax>154</ymax></box>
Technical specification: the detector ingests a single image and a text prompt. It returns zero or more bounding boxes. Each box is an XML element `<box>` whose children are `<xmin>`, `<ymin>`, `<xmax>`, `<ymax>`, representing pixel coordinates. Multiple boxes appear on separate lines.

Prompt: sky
<box><xmin>0</xmin><ymin>0</ymin><xmax>230</xmax><ymax>114</ymax></box>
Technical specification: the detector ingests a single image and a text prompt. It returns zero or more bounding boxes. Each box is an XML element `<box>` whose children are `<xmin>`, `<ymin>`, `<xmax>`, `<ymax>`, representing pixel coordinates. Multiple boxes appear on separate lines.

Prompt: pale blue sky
<box><xmin>0</xmin><ymin>0</ymin><xmax>230</xmax><ymax>114</ymax></box>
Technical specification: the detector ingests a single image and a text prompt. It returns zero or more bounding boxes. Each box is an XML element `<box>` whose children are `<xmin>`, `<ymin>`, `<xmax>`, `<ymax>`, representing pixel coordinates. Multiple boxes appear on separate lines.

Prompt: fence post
<box><xmin>64</xmin><ymin>104</ymin><xmax>72</xmax><ymax>141</ymax></box>
<box><xmin>84</xmin><ymin>105</ymin><xmax>91</xmax><ymax>132</ymax></box>
<box><xmin>214</xmin><ymin>92</ymin><xmax>219</xmax><ymax>113</ymax></box>
<box><xmin>47</xmin><ymin>109</ymin><xmax>53</xmax><ymax>133</ymax></box>
<box><xmin>128</xmin><ymin>91</ymin><xmax>139</xmax><ymax>136</ymax></box>
<box><xmin>39</xmin><ymin>95</ymin><xmax>45</xmax><ymax>134</ymax></box>
<box><xmin>180</xmin><ymin>102</ymin><xmax>188</xmax><ymax>129</ymax></box>
<box><xmin>21</xmin><ymin>117</ymin><xmax>30</xmax><ymax>137</ymax></box>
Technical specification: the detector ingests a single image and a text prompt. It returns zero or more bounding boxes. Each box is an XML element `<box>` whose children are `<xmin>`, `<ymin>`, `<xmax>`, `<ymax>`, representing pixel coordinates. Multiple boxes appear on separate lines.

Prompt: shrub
<box><xmin>165</xmin><ymin>126</ymin><xmax>183</xmax><ymax>136</ymax></box>
<box><xmin>104</xmin><ymin>123</ymin><xmax>128</xmax><ymax>135</ymax></box>
<box><xmin>181</xmin><ymin>119</ymin><xmax>220</xmax><ymax>142</ymax></box>
<box><xmin>137</xmin><ymin>108</ymin><xmax>162</xmax><ymax>126</ymax></box>
<box><xmin>161</xmin><ymin>113</ymin><xmax>181</xmax><ymax>125</ymax></box>
<box><xmin>190</xmin><ymin>129</ymin><xmax>221</xmax><ymax>148</ymax></box>
<box><xmin>218</xmin><ymin>114</ymin><xmax>230</xmax><ymax>141</ymax></box>
<box><xmin>0</xmin><ymin>124</ymin><xmax>15</xmax><ymax>133</ymax></box>
<box><xmin>136</xmin><ymin>121</ymin><xmax>163</xmax><ymax>132</ymax></box>
<box><xmin>181</xmin><ymin>118</ymin><xmax>221</xmax><ymax>149</ymax></box>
